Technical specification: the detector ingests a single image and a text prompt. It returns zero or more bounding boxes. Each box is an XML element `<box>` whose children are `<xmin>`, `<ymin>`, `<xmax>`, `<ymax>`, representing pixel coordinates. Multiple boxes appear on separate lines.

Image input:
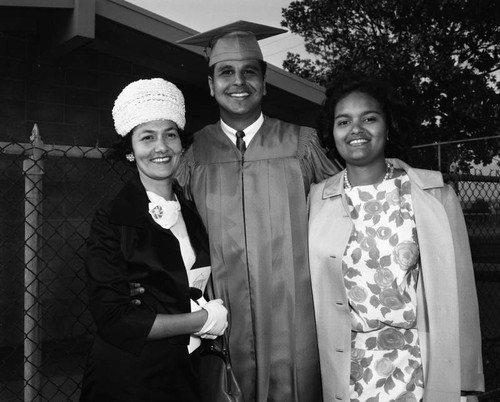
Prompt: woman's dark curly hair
<box><xmin>106</xmin><ymin>126</ymin><xmax>189</xmax><ymax>164</ymax></box>
<box><xmin>318</xmin><ymin>73</ymin><xmax>415</xmax><ymax>164</ymax></box>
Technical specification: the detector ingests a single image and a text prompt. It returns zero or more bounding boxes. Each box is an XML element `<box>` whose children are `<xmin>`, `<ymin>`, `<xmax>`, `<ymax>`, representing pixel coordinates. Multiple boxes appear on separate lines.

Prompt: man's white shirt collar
<box><xmin>220</xmin><ymin>113</ymin><xmax>264</xmax><ymax>146</ymax></box>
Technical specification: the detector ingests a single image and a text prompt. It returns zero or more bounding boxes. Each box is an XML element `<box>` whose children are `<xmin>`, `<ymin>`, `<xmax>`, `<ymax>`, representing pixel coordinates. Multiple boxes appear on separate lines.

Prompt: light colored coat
<box><xmin>308</xmin><ymin>158</ymin><xmax>484</xmax><ymax>402</ymax></box>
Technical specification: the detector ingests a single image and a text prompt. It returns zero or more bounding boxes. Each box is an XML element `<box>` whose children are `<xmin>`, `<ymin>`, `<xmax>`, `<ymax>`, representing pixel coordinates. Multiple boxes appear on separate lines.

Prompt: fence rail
<box><xmin>0</xmin><ymin>131</ymin><xmax>133</xmax><ymax>402</ymax></box>
<box><xmin>0</xmin><ymin>133</ymin><xmax>499</xmax><ymax>401</ymax></box>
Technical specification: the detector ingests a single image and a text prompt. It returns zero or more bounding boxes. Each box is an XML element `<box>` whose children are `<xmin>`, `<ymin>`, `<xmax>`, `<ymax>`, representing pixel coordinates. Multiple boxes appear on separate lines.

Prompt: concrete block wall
<box><xmin>0</xmin><ymin>31</ymin><xmax>164</xmax><ymax>349</ymax></box>
<box><xmin>0</xmin><ymin>31</ymin><xmax>167</xmax><ymax>147</ymax></box>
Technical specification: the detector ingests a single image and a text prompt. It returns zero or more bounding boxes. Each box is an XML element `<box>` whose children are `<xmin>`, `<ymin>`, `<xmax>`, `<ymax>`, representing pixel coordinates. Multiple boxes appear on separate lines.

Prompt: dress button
<box><xmin>335</xmin><ymin>348</ymin><xmax>344</xmax><ymax>352</ymax></box>
<box><xmin>335</xmin><ymin>395</ymin><xmax>343</xmax><ymax>400</ymax></box>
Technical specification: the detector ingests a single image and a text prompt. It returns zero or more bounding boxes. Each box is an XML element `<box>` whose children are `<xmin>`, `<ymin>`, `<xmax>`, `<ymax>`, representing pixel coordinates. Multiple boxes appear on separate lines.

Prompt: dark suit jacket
<box><xmin>80</xmin><ymin>175</ymin><xmax>209</xmax><ymax>402</ymax></box>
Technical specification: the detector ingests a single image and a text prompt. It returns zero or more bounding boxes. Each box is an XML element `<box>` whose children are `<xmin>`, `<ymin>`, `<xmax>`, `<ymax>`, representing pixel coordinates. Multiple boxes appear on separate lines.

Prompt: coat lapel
<box><xmin>175</xmin><ymin>184</ymin><xmax>210</xmax><ymax>268</ymax></box>
<box><xmin>109</xmin><ymin>176</ymin><xmax>210</xmax><ymax>270</ymax></box>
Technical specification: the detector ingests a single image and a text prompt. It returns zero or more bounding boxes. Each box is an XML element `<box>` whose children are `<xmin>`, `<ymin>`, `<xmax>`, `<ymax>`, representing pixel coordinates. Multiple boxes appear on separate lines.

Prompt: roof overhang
<box><xmin>0</xmin><ymin>0</ymin><xmax>326</xmax><ymax>123</ymax></box>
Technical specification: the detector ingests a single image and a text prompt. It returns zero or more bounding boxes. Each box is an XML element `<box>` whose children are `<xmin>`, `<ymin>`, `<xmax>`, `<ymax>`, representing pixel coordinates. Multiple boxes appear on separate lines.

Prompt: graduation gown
<box><xmin>178</xmin><ymin>116</ymin><xmax>339</xmax><ymax>401</ymax></box>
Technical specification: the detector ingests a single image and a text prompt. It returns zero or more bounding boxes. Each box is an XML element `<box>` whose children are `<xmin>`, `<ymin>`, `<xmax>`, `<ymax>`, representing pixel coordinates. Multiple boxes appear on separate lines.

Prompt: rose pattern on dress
<box><xmin>377</xmin><ymin>327</ymin><xmax>405</xmax><ymax>349</ymax></box>
<box><xmin>386</xmin><ymin>187</ymin><xmax>401</xmax><ymax>207</ymax></box>
<box><xmin>379</xmin><ymin>289</ymin><xmax>406</xmax><ymax>310</ymax></box>
<box><xmin>375</xmin><ymin>357</ymin><xmax>395</xmax><ymax>376</ymax></box>
<box><xmin>364</xmin><ymin>199</ymin><xmax>384</xmax><ymax>215</ymax></box>
<box><xmin>343</xmin><ymin>172</ymin><xmax>424</xmax><ymax>401</ymax></box>
<box><xmin>348</xmin><ymin>286</ymin><xmax>368</xmax><ymax>303</ymax></box>
<box><xmin>351</xmin><ymin>361</ymin><xmax>364</xmax><ymax>382</ymax></box>
<box><xmin>351</xmin><ymin>348</ymin><xmax>366</xmax><ymax>361</ymax></box>
<box><xmin>395</xmin><ymin>391</ymin><xmax>418</xmax><ymax>402</ymax></box>
<box><xmin>377</xmin><ymin>226</ymin><xmax>392</xmax><ymax>240</ymax></box>
<box><xmin>374</xmin><ymin>268</ymin><xmax>394</xmax><ymax>288</ymax></box>
<box><xmin>394</xmin><ymin>241</ymin><xmax>420</xmax><ymax>271</ymax></box>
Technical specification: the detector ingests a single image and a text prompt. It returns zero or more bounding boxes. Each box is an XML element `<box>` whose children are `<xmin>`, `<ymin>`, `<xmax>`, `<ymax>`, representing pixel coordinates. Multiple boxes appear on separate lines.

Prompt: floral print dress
<box><xmin>343</xmin><ymin>173</ymin><xmax>424</xmax><ymax>402</ymax></box>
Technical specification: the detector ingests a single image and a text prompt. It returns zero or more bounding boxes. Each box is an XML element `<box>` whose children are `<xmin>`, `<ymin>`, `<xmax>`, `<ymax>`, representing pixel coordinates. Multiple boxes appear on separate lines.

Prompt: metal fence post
<box><xmin>23</xmin><ymin>124</ymin><xmax>44</xmax><ymax>402</ymax></box>
<box><xmin>437</xmin><ymin>142</ymin><xmax>441</xmax><ymax>172</ymax></box>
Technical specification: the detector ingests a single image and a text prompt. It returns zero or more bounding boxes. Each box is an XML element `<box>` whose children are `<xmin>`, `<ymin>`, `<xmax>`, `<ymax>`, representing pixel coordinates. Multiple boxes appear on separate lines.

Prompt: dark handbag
<box><xmin>199</xmin><ymin>334</ymin><xmax>242</xmax><ymax>402</ymax></box>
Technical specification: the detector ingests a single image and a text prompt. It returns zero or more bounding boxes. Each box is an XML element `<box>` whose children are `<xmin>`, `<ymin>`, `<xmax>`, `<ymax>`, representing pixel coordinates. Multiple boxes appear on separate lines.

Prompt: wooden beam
<box><xmin>267</xmin><ymin>65</ymin><xmax>325</xmax><ymax>106</ymax></box>
<box><xmin>38</xmin><ymin>0</ymin><xmax>95</xmax><ymax>59</ymax></box>
<box><xmin>0</xmin><ymin>0</ymin><xmax>73</xmax><ymax>8</ymax></box>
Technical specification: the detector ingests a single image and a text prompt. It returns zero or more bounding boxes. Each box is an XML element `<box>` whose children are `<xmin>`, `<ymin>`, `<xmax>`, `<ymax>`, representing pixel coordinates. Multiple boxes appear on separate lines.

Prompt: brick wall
<box><xmin>0</xmin><ymin>31</ymin><xmax>218</xmax><ymax>144</ymax></box>
<box><xmin>0</xmin><ymin>31</ymin><xmax>181</xmax><ymax>348</ymax></box>
<box><xmin>0</xmin><ymin>31</ymin><xmax>167</xmax><ymax>147</ymax></box>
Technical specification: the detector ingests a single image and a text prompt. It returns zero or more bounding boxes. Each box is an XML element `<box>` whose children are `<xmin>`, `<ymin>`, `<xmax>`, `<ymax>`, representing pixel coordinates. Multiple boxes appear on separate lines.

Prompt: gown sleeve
<box><xmin>85</xmin><ymin>208</ymin><xmax>157</xmax><ymax>355</ymax></box>
<box><xmin>297</xmin><ymin>127</ymin><xmax>342</xmax><ymax>192</ymax></box>
<box><xmin>175</xmin><ymin>146</ymin><xmax>195</xmax><ymax>201</ymax></box>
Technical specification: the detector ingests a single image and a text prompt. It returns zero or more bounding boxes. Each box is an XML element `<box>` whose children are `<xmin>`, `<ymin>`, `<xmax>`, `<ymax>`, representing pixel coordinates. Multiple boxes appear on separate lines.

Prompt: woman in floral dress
<box><xmin>308</xmin><ymin>76</ymin><xmax>484</xmax><ymax>402</ymax></box>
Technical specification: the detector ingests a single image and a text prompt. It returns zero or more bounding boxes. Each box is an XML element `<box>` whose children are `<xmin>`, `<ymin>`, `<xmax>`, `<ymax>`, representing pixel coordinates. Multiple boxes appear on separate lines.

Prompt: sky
<box><xmin>125</xmin><ymin>0</ymin><xmax>307</xmax><ymax>67</ymax></box>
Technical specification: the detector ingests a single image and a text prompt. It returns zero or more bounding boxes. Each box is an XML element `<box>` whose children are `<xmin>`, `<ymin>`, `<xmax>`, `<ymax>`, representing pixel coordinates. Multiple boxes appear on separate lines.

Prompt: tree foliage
<box><xmin>281</xmin><ymin>0</ymin><xmax>500</xmax><ymax>170</ymax></box>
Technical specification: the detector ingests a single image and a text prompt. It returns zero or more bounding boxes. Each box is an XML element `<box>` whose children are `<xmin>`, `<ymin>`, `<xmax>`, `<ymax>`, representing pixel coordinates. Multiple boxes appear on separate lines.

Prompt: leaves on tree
<box><xmin>281</xmin><ymin>0</ymin><xmax>500</xmax><ymax>169</ymax></box>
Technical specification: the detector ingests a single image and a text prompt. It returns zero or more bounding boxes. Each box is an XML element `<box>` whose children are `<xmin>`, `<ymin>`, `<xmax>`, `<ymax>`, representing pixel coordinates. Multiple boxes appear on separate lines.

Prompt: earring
<box><xmin>126</xmin><ymin>153</ymin><xmax>135</xmax><ymax>162</ymax></box>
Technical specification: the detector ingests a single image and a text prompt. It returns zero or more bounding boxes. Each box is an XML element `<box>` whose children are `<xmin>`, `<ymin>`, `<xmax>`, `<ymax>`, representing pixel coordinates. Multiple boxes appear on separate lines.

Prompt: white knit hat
<box><xmin>112</xmin><ymin>78</ymin><xmax>186</xmax><ymax>136</ymax></box>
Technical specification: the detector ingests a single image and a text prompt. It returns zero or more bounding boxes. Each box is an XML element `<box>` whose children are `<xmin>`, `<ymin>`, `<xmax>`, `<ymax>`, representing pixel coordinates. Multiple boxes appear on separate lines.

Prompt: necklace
<box><xmin>343</xmin><ymin>161</ymin><xmax>394</xmax><ymax>190</ymax></box>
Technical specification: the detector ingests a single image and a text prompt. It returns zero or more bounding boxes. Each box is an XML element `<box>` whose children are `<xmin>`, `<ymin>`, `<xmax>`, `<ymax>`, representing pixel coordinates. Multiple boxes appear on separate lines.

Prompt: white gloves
<box><xmin>193</xmin><ymin>299</ymin><xmax>228</xmax><ymax>339</ymax></box>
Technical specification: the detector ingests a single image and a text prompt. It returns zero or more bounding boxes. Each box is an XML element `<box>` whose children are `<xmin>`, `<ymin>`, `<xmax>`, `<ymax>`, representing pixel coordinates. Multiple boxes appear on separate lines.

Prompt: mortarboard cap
<box><xmin>177</xmin><ymin>20</ymin><xmax>287</xmax><ymax>66</ymax></box>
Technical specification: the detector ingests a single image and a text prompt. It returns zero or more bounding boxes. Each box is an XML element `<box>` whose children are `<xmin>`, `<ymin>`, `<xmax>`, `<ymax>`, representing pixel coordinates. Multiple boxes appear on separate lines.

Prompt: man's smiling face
<box><xmin>208</xmin><ymin>59</ymin><xmax>266</xmax><ymax>128</ymax></box>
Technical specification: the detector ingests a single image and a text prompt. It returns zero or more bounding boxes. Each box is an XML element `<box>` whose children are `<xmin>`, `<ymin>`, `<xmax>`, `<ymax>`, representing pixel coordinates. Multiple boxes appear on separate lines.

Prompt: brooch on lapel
<box><xmin>146</xmin><ymin>191</ymin><xmax>181</xmax><ymax>229</ymax></box>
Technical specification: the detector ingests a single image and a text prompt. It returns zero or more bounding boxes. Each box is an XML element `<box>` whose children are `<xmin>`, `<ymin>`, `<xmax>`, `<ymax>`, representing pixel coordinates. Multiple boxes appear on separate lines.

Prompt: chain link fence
<box><xmin>450</xmin><ymin>173</ymin><xmax>500</xmax><ymax>402</ymax></box>
<box><xmin>0</xmin><ymin>128</ymin><xmax>133</xmax><ymax>401</ymax></box>
<box><xmin>1</xmin><ymin>131</ymin><xmax>499</xmax><ymax>401</ymax></box>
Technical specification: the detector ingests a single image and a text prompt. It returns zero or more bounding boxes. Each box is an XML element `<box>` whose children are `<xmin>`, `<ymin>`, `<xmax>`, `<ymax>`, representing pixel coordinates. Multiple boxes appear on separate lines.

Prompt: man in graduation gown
<box><xmin>176</xmin><ymin>21</ymin><xmax>340</xmax><ymax>401</ymax></box>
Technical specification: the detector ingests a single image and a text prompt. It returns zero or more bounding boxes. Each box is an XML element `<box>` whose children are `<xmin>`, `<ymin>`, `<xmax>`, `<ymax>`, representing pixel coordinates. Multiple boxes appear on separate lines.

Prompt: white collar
<box><xmin>220</xmin><ymin>113</ymin><xmax>264</xmax><ymax>145</ymax></box>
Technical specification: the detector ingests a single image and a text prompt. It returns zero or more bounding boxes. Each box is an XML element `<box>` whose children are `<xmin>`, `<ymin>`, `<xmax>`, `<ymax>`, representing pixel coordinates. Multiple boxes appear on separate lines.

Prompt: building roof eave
<box><xmin>0</xmin><ymin>0</ymin><xmax>327</xmax><ymax>114</ymax></box>
<box><xmin>97</xmin><ymin>0</ymin><xmax>325</xmax><ymax>106</ymax></box>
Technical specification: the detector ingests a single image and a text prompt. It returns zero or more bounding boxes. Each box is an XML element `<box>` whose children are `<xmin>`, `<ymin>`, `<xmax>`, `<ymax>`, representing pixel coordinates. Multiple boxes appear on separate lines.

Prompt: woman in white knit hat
<box><xmin>80</xmin><ymin>78</ymin><xmax>228</xmax><ymax>402</ymax></box>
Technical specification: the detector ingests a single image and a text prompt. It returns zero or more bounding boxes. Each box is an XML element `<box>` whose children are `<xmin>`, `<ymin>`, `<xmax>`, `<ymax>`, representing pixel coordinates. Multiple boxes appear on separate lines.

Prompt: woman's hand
<box><xmin>194</xmin><ymin>299</ymin><xmax>228</xmax><ymax>338</ymax></box>
<box><xmin>129</xmin><ymin>282</ymin><xmax>145</xmax><ymax>306</ymax></box>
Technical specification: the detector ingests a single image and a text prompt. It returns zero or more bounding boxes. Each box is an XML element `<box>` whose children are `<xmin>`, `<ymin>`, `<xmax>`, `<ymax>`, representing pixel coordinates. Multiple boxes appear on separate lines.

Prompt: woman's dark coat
<box><xmin>80</xmin><ymin>175</ymin><xmax>210</xmax><ymax>402</ymax></box>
